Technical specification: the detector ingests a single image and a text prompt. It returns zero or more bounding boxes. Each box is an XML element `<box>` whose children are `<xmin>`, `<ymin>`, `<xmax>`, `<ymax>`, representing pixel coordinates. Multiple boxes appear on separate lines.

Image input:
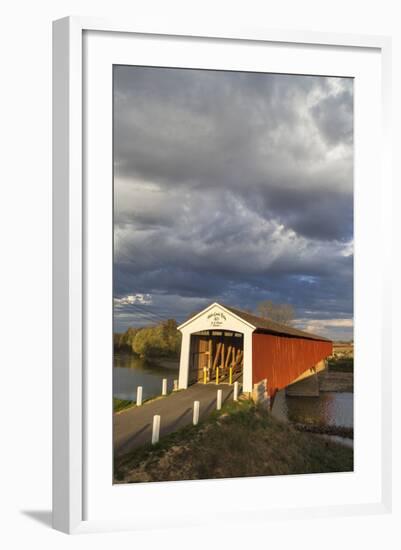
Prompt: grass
<box><xmin>113</xmin><ymin>398</ymin><xmax>135</xmax><ymax>413</ymax></box>
<box><xmin>114</xmin><ymin>390</ymin><xmax>183</xmax><ymax>414</ymax></box>
<box><xmin>328</xmin><ymin>357</ymin><xmax>354</xmax><ymax>373</ymax></box>
<box><xmin>114</xmin><ymin>398</ymin><xmax>353</xmax><ymax>483</ymax></box>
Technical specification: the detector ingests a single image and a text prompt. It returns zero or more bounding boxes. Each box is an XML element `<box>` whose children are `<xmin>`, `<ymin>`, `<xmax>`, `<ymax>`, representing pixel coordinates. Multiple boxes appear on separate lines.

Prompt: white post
<box><xmin>217</xmin><ymin>389</ymin><xmax>222</xmax><ymax>410</ymax></box>
<box><xmin>193</xmin><ymin>401</ymin><xmax>200</xmax><ymax>425</ymax></box>
<box><xmin>178</xmin><ymin>331</ymin><xmax>191</xmax><ymax>389</ymax></box>
<box><xmin>173</xmin><ymin>379</ymin><xmax>178</xmax><ymax>391</ymax></box>
<box><xmin>162</xmin><ymin>378</ymin><xmax>167</xmax><ymax>396</ymax></box>
<box><xmin>242</xmin><ymin>329</ymin><xmax>254</xmax><ymax>393</ymax></box>
<box><xmin>136</xmin><ymin>386</ymin><xmax>143</xmax><ymax>406</ymax></box>
<box><xmin>233</xmin><ymin>381</ymin><xmax>239</xmax><ymax>402</ymax></box>
<box><xmin>152</xmin><ymin>415</ymin><xmax>161</xmax><ymax>444</ymax></box>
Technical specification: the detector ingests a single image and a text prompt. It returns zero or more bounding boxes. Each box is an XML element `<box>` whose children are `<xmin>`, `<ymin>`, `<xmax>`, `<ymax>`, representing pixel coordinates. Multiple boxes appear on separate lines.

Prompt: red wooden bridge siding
<box><xmin>252</xmin><ymin>333</ymin><xmax>333</xmax><ymax>399</ymax></box>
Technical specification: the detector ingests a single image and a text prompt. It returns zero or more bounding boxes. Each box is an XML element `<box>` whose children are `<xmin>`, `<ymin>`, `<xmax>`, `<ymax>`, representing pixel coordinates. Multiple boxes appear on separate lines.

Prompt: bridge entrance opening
<box><xmin>188</xmin><ymin>330</ymin><xmax>244</xmax><ymax>385</ymax></box>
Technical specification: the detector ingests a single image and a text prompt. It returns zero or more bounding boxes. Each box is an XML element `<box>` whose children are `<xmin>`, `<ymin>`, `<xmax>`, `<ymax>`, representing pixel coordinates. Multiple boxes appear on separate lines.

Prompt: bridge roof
<box><xmin>221</xmin><ymin>304</ymin><xmax>332</xmax><ymax>342</ymax></box>
<box><xmin>180</xmin><ymin>302</ymin><xmax>332</xmax><ymax>342</ymax></box>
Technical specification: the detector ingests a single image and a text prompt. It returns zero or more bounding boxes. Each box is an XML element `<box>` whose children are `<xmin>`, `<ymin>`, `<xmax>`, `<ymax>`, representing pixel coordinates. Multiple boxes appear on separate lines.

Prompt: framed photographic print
<box><xmin>52</xmin><ymin>17</ymin><xmax>392</xmax><ymax>533</ymax></box>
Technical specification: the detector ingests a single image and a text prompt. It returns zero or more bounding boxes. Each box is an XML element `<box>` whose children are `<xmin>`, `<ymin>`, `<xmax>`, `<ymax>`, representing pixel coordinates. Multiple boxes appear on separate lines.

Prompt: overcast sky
<box><xmin>113</xmin><ymin>66</ymin><xmax>353</xmax><ymax>340</ymax></box>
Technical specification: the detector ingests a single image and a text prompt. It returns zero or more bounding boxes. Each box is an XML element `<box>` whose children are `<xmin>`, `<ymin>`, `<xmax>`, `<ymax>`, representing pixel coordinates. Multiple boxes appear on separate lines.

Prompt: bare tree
<box><xmin>256</xmin><ymin>300</ymin><xmax>295</xmax><ymax>326</ymax></box>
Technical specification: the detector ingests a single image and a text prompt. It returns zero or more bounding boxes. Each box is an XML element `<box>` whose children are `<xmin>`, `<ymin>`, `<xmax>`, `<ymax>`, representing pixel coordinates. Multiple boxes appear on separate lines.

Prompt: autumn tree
<box><xmin>256</xmin><ymin>300</ymin><xmax>295</xmax><ymax>326</ymax></box>
<box><xmin>131</xmin><ymin>319</ymin><xmax>181</xmax><ymax>358</ymax></box>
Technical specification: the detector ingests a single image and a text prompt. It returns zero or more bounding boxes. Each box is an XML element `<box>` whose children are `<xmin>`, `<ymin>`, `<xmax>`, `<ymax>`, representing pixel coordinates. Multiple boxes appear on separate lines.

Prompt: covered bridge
<box><xmin>177</xmin><ymin>302</ymin><xmax>333</xmax><ymax>401</ymax></box>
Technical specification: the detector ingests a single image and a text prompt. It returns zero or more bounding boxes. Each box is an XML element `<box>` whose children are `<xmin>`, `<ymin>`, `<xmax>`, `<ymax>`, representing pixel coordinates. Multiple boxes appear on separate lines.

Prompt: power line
<box><xmin>114</xmin><ymin>307</ymin><xmax>160</xmax><ymax>326</ymax></box>
<box><xmin>114</xmin><ymin>302</ymin><xmax>171</xmax><ymax>318</ymax></box>
<box><xmin>126</xmin><ymin>303</ymin><xmax>168</xmax><ymax>320</ymax></box>
<box><xmin>114</xmin><ymin>300</ymin><xmax>188</xmax><ymax>326</ymax></box>
<box><xmin>120</xmin><ymin>302</ymin><xmax>172</xmax><ymax>324</ymax></box>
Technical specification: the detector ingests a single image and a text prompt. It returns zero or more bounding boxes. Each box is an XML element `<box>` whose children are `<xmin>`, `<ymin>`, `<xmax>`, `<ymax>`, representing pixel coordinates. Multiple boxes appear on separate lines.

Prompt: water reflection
<box><xmin>113</xmin><ymin>352</ymin><xmax>179</xmax><ymax>402</ymax></box>
<box><xmin>272</xmin><ymin>389</ymin><xmax>353</xmax><ymax>428</ymax></box>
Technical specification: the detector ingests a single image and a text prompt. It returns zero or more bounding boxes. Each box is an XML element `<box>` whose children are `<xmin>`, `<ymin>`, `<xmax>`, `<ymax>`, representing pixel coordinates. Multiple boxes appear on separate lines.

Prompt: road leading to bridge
<box><xmin>114</xmin><ymin>383</ymin><xmax>235</xmax><ymax>457</ymax></box>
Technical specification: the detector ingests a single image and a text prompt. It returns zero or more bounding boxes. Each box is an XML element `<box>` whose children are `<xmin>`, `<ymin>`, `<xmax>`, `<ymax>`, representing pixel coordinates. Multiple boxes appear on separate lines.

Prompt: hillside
<box><xmin>114</xmin><ymin>399</ymin><xmax>353</xmax><ymax>483</ymax></box>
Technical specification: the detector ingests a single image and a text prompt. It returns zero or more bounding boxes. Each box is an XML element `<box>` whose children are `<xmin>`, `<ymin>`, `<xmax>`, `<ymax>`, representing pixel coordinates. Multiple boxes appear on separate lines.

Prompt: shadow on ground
<box><xmin>21</xmin><ymin>510</ymin><xmax>52</xmax><ymax>528</ymax></box>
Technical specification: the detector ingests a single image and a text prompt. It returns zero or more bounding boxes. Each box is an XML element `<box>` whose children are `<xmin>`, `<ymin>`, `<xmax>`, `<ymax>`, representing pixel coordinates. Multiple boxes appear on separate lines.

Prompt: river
<box><xmin>113</xmin><ymin>352</ymin><xmax>179</xmax><ymax>402</ymax></box>
<box><xmin>272</xmin><ymin>389</ymin><xmax>353</xmax><ymax>448</ymax></box>
<box><xmin>271</xmin><ymin>389</ymin><xmax>353</xmax><ymax>427</ymax></box>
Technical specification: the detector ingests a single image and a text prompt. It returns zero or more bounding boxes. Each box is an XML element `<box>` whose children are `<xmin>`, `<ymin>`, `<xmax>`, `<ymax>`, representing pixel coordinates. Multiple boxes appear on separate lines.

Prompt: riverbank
<box><xmin>113</xmin><ymin>390</ymin><xmax>181</xmax><ymax>414</ymax></box>
<box><xmin>293</xmin><ymin>422</ymin><xmax>353</xmax><ymax>439</ymax></box>
<box><xmin>114</xmin><ymin>398</ymin><xmax>353</xmax><ymax>483</ymax></box>
<box><xmin>318</xmin><ymin>371</ymin><xmax>353</xmax><ymax>392</ymax></box>
<box><xmin>114</xmin><ymin>351</ymin><xmax>179</xmax><ymax>370</ymax></box>
<box><xmin>327</xmin><ymin>356</ymin><xmax>353</xmax><ymax>373</ymax></box>
<box><xmin>113</xmin><ymin>398</ymin><xmax>135</xmax><ymax>413</ymax></box>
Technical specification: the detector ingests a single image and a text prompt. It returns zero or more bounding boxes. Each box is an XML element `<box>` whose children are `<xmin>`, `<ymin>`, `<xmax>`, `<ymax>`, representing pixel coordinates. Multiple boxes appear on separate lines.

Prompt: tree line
<box><xmin>114</xmin><ymin>319</ymin><xmax>181</xmax><ymax>359</ymax></box>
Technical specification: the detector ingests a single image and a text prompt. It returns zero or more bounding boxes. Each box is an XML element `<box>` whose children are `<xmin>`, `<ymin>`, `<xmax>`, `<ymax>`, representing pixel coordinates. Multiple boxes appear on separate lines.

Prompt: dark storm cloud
<box><xmin>113</xmin><ymin>66</ymin><xmax>353</xmax><ymax>338</ymax></box>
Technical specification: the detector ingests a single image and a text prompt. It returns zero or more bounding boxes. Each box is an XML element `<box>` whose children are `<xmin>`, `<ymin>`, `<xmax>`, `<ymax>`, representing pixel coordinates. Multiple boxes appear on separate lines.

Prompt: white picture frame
<box><xmin>52</xmin><ymin>16</ymin><xmax>392</xmax><ymax>534</ymax></box>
